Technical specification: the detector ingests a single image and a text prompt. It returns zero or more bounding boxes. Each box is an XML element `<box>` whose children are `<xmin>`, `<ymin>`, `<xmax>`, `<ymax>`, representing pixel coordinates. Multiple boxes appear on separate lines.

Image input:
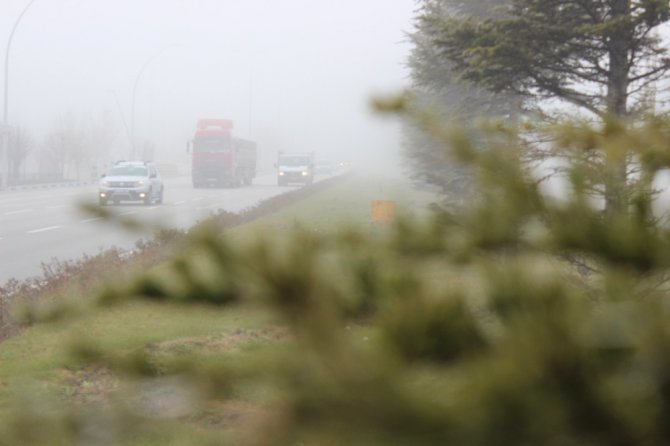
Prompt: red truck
<box><xmin>188</xmin><ymin>119</ymin><xmax>257</xmax><ymax>188</ymax></box>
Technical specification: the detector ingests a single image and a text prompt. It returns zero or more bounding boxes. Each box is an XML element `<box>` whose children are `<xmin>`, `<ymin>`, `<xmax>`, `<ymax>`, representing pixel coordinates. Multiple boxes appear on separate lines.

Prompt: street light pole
<box><xmin>2</xmin><ymin>0</ymin><xmax>38</xmax><ymax>189</ymax></box>
<box><xmin>106</xmin><ymin>89</ymin><xmax>133</xmax><ymax>152</ymax></box>
<box><xmin>130</xmin><ymin>45</ymin><xmax>178</xmax><ymax>160</ymax></box>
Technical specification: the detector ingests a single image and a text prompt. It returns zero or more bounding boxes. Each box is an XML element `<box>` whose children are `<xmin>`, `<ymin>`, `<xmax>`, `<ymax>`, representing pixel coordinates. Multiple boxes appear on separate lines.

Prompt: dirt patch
<box><xmin>56</xmin><ymin>365</ymin><xmax>121</xmax><ymax>405</ymax></box>
<box><xmin>54</xmin><ymin>326</ymin><xmax>288</xmax><ymax>410</ymax></box>
<box><xmin>149</xmin><ymin>326</ymin><xmax>289</xmax><ymax>356</ymax></box>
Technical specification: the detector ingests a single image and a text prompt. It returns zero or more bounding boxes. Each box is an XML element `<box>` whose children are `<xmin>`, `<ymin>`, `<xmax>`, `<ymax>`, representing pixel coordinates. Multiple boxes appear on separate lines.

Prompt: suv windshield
<box><xmin>108</xmin><ymin>165</ymin><xmax>148</xmax><ymax>176</ymax></box>
<box><xmin>279</xmin><ymin>156</ymin><xmax>310</xmax><ymax>166</ymax></box>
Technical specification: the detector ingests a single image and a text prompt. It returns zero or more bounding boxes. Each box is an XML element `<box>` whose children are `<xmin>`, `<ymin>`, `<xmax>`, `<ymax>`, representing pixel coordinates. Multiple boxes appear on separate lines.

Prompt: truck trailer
<box><xmin>189</xmin><ymin>119</ymin><xmax>257</xmax><ymax>188</ymax></box>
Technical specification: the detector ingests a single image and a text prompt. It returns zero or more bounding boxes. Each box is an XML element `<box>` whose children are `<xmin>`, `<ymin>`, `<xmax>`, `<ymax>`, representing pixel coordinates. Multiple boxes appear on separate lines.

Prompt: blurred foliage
<box><xmin>7</xmin><ymin>112</ymin><xmax>670</xmax><ymax>445</ymax></box>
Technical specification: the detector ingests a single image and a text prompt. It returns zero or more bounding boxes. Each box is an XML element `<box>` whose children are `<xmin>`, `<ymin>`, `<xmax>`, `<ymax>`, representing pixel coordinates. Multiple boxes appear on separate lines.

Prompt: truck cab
<box><xmin>190</xmin><ymin>119</ymin><xmax>257</xmax><ymax>188</ymax></box>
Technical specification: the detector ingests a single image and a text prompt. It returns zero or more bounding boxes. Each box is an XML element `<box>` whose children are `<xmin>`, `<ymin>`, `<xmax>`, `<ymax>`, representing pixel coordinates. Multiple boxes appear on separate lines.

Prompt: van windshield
<box><xmin>279</xmin><ymin>156</ymin><xmax>310</xmax><ymax>166</ymax></box>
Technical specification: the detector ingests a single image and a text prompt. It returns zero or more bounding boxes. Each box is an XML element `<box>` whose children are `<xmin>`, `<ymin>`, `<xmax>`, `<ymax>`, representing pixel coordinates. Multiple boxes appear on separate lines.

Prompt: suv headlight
<box><xmin>301</xmin><ymin>171</ymin><xmax>308</xmax><ymax>176</ymax></box>
<box><xmin>134</xmin><ymin>180</ymin><xmax>145</xmax><ymax>187</ymax></box>
<box><xmin>100</xmin><ymin>180</ymin><xmax>110</xmax><ymax>187</ymax></box>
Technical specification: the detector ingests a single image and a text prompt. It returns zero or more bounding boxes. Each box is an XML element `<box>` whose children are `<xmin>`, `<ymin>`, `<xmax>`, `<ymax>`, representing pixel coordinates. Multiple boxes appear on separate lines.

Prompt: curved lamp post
<box><xmin>130</xmin><ymin>44</ymin><xmax>179</xmax><ymax>160</ymax></box>
<box><xmin>2</xmin><ymin>0</ymin><xmax>38</xmax><ymax>189</ymax></box>
<box><xmin>105</xmin><ymin>89</ymin><xmax>133</xmax><ymax>151</ymax></box>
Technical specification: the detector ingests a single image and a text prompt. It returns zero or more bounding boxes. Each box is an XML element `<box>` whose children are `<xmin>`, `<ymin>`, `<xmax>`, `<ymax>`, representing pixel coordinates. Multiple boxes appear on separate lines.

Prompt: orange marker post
<box><xmin>371</xmin><ymin>200</ymin><xmax>396</xmax><ymax>223</ymax></box>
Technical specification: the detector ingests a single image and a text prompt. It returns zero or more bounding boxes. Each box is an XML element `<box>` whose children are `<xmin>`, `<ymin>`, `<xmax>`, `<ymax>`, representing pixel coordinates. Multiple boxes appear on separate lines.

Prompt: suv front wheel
<box><xmin>143</xmin><ymin>189</ymin><xmax>153</xmax><ymax>206</ymax></box>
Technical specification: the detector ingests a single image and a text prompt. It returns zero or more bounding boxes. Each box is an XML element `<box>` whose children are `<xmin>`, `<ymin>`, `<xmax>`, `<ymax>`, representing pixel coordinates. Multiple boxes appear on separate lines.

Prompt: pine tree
<box><xmin>414</xmin><ymin>0</ymin><xmax>670</xmax><ymax>212</ymax></box>
<box><xmin>405</xmin><ymin>0</ymin><xmax>517</xmax><ymax>199</ymax></box>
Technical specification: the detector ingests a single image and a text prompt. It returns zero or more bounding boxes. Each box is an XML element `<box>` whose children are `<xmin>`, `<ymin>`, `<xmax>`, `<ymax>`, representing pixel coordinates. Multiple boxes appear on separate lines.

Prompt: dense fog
<box><xmin>1</xmin><ymin>0</ymin><xmax>414</xmax><ymax>179</ymax></box>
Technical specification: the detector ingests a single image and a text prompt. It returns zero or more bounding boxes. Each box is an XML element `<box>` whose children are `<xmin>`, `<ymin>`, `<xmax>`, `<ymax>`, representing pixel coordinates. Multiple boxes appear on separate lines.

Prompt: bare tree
<box><xmin>40</xmin><ymin>132</ymin><xmax>67</xmax><ymax>181</ymax></box>
<box><xmin>8</xmin><ymin>126</ymin><xmax>34</xmax><ymax>184</ymax></box>
<box><xmin>84</xmin><ymin>109</ymin><xmax>120</xmax><ymax>177</ymax></box>
<box><xmin>40</xmin><ymin>113</ymin><xmax>79</xmax><ymax>181</ymax></box>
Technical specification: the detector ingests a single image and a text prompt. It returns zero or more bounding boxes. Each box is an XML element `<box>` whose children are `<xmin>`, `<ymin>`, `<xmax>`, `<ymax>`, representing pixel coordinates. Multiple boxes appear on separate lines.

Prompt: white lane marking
<box><xmin>4</xmin><ymin>209</ymin><xmax>33</xmax><ymax>215</ymax></box>
<box><xmin>80</xmin><ymin>217</ymin><xmax>102</xmax><ymax>223</ymax></box>
<box><xmin>173</xmin><ymin>201</ymin><xmax>186</xmax><ymax>205</ymax></box>
<box><xmin>27</xmin><ymin>225</ymin><xmax>61</xmax><ymax>234</ymax></box>
<box><xmin>46</xmin><ymin>205</ymin><xmax>68</xmax><ymax>209</ymax></box>
<box><xmin>118</xmin><ymin>211</ymin><xmax>138</xmax><ymax>216</ymax></box>
<box><xmin>193</xmin><ymin>197</ymin><xmax>205</xmax><ymax>202</ymax></box>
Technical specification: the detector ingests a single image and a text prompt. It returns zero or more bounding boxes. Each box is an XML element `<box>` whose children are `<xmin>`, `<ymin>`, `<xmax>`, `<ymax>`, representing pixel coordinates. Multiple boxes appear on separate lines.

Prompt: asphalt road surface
<box><xmin>0</xmin><ymin>172</ymin><xmax>320</xmax><ymax>284</ymax></box>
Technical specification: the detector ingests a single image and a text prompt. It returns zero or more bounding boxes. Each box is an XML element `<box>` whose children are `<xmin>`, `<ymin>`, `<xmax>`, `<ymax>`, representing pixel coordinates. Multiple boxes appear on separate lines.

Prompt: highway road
<box><xmin>0</xmin><ymin>172</ymin><xmax>312</xmax><ymax>284</ymax></box>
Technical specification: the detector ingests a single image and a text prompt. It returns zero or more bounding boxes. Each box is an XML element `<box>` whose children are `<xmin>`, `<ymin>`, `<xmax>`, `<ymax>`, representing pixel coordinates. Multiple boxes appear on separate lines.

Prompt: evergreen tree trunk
<box><xmin>605</xmin><ymin>0</ymin><xmax>631</xmax><ymax>215</ymax></box>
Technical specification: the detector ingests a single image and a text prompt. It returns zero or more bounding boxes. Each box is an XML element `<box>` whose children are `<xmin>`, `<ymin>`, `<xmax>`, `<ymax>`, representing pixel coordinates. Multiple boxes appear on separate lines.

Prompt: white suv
<box><xmin>98</xmin><ymin>161</ymin><xmax>164</xmax><ymax>206</ymax></box>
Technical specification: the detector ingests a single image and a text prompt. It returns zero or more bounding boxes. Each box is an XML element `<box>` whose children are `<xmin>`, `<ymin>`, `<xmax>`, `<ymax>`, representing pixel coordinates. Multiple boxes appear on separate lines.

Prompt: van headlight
<box><xmin>301</xmin><ymin>171</ymin><xmax>308</xmax><ymax>176</ymax></box>
<box><xmin>279</xmin><ymin>171</ymin><xmax>285</xmax><ymax>176</ymax></box>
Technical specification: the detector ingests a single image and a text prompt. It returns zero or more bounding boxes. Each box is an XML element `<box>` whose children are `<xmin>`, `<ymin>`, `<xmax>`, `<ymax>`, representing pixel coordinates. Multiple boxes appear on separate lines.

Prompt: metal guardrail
<box><xmin>1</xmin><ymin>180</ymin><xmax>97</xmax><ymax>192</ymax></box>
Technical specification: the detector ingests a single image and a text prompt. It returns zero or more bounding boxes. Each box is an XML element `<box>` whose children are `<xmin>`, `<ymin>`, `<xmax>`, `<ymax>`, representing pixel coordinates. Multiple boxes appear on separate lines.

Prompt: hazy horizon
<box><xmin>1</xmin><ymin>0</ymin><xmax>414</xmax><ymax>176</ymax></box>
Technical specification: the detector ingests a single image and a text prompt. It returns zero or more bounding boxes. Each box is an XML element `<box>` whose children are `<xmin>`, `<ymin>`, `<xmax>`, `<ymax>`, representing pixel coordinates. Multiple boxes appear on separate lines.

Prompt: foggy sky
<box><xmin>1</xmin><ymin>0</ymin><xmax>414</xmax><ymax>171</ymax></box>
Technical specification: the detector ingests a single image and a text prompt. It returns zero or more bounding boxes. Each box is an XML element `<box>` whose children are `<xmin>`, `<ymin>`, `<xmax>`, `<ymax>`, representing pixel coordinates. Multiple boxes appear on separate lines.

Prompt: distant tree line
<box><xmin>6</xmin><ymin>110</ymin><xmax>119</xmax><ymax>185</ymax></box>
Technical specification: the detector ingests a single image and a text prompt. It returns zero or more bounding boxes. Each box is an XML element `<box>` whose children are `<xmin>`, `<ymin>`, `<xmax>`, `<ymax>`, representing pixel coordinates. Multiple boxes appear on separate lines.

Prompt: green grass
<box><xmin>231</xmin><ymin>173</ymin><xmax>438</xmax><ymax>237</ymax></box>
<box><xmin>0</xmin><ymin>302</ymin><xmax>275</xmax><ymax>400</ymax></box>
